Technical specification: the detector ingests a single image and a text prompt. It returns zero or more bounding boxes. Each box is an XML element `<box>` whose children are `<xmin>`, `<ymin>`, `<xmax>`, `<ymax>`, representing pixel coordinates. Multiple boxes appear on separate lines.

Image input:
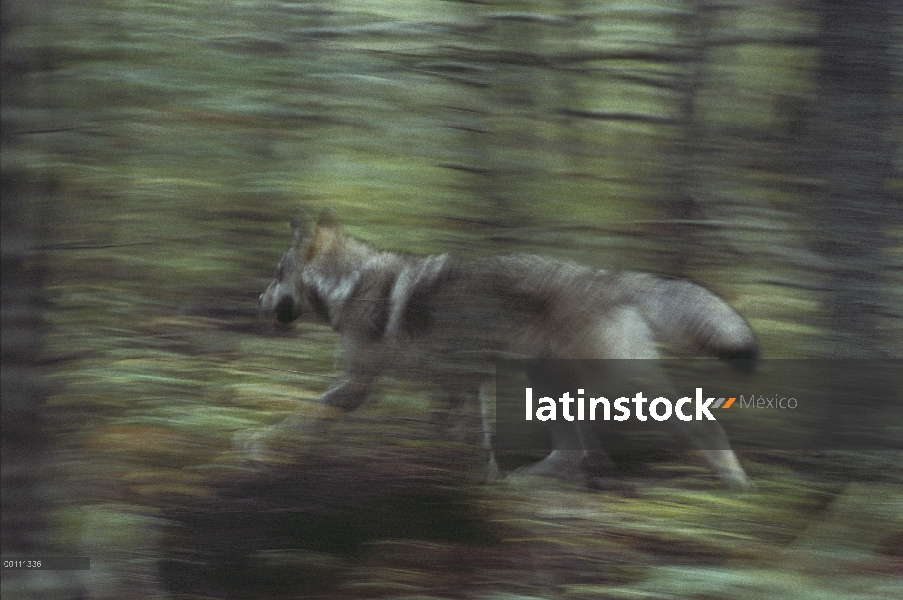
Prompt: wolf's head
<box><xmin>258</xmin><ymin>208</ymin><xmax>348</xmax><ymax>324</ymax></box>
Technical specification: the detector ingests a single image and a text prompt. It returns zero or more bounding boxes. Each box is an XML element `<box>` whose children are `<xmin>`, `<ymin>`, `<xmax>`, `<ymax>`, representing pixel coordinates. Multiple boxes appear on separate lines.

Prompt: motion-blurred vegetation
<box><xmin>3</xmin><ymin>0</ymin><xmax>901</xmax><ymax>598</ymax></box>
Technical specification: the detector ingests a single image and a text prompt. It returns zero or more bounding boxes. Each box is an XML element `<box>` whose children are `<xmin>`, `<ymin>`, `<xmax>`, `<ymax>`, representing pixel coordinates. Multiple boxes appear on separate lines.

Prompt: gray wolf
<box><xmin>253</xmin><ymin>209</ymin><xmax>757</xmax><ymax>489</ymax></box>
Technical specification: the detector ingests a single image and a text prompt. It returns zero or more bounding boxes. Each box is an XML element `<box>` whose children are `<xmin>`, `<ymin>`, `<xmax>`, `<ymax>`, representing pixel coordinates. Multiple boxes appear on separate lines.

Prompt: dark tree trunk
<box><xmin>665</xmin><ymin>0</ymin><xmax>715</xmax><ymax>275</ymax></box>
<box><xmin>813</xmin><ymin>0</ymin><xmax>896</xmax><ymax>357</ymax></box>
<box><xmin>1</xmin><ymin>0</ymin><xmax>80</xmax><ymax>595</ymax></box>
<box><xmin>2</xmin><ymin>3</ymin><xmax>80</xmax><ymax>597</ymax></box>
<box><xmin>0</xmin><ymin>171</ymin><xmax>83</xmax><ymax>599</ymax></box>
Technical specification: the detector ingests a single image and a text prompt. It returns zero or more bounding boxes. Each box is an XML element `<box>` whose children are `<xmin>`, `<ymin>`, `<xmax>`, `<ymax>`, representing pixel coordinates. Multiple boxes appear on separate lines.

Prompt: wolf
<box><xmin>253</xmin><ymin>209</ymin><xmax>758</xmax><ymax>489</ymax></box>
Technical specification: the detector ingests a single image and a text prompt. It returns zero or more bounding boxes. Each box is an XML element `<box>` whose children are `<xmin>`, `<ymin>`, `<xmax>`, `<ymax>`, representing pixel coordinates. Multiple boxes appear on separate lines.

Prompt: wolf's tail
<box><xmin>630</xmin><ymin>274</ymin><xmax>758</xmax><ymax>361</ymax></box>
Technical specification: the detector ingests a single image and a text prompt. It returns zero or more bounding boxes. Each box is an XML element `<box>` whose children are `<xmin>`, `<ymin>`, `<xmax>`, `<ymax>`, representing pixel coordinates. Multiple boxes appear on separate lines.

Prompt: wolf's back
<box><xmin>626</xmin><ymin>273</ymin><xmax>758</xmax><ymax>360</ymax></box>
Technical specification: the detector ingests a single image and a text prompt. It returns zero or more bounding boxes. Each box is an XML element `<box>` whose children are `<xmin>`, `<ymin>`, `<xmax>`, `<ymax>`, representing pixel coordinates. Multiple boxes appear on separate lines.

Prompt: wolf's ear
<box><xmin>290</xmin><ymin>212</ymin><xmax>311</xmax><ymax>242</ymax></box>
<box><xmin>316</xmin><ymin>208</ymin><xmax>341</xmax><ymax>230</ymax></box>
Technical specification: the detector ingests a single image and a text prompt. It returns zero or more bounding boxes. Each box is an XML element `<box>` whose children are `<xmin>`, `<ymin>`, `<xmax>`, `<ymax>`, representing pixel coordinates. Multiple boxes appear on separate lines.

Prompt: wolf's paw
<box><xmin>232</xmin><ymin>418</ymin><xmax>310</xmax><ymax>466</ymax></box>
<box><xmin>484</xmin><ymin>456</ymin><xmax>500</xmax><ymax>484</ymax></box>
<box><xmin>507</xmin><ymin>451</ymin><xmax>589</xmax><ymax>485</ymax></box>
<box><xmin>232</xmin><ymin>426</ymin><xmax>276</xmax><ymax>463</ymax></box>
<box><xmin>232</xmin><ymin>410</ymin><xmax>343</xmax><ymax>466</ymax></box>
<box><xmin>723</xmin><ymin>472</ymin><xmax>756</xmax><ymax>492</ymax></box>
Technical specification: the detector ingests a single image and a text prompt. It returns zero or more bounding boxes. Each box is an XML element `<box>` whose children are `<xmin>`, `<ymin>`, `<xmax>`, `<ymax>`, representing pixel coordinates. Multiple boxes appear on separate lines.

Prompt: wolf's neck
<box><xmin>307</xmin><ymin>239</ymin><xmax>403</xmax><ymax>319</ymax></box>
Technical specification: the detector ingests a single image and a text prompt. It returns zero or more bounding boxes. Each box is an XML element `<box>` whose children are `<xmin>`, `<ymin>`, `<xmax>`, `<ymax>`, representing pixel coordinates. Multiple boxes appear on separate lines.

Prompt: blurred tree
<box><xmin>445</xmin><ymin>2</ymin><xmax>551</xmax><ymax>242</ymax></box>
<box><xmin>1</xmin><ymin>0</ymin><xmax>78</xmax><ymax>595</ymax></box>
<box><xmin>0</xmin><ymin>176</ymin><xmax>60</xmax><ymax>596</ymax></box>
<box><xmin>2</xmin><ymin>1</ymin><xmax>82</xmax><ymax>592</ymax></box>
<box><xmin>813</xmin><ymin>0</ymin><xmax>897</xmax><ymax>357</ymax></box>
<box><xmin>665</xmin><ymin>0</ymin><xmax>719</xmax><ymax>274</ymax></box>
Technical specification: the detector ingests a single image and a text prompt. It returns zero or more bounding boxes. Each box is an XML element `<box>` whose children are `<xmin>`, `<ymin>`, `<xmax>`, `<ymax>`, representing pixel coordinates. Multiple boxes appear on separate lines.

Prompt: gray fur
<box><xmin>253</xmin><ymin>210</ymin><xmax>758</xmax><ymax>488</ymax></box>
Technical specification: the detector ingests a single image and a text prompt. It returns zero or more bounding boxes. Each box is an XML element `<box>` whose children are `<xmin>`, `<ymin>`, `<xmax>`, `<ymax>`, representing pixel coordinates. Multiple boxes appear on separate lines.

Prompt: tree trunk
<box><xmin>813</xmin><ymin>0</ymin><xmax>896</xmax><ymax>358</ymax></box>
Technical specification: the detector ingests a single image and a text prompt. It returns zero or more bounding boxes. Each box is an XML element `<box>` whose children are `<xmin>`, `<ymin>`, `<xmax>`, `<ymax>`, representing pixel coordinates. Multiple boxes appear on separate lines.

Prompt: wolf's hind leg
<box><xmin>436</xmin><ymin>384</ymin><xmax>498</xmax><ymax>483</ymax></box>
<box><xmin>479</xmin><ymin>384</ymin><xmax>499</xmax><ymax>482</ymax></box>
<box><xmin>512</xmin><ymin>427</ymin><xmax>612</xmax><ymax>485</ymax></box>
<box><xmin>675</xmin><ymin>420</ymin><xmax>752</xmax><ymax>490</ymax></box>
<box><xmin>702</xmin><ymin>450</ymin><xmax>752</xmax><ymax>490</ymax></box>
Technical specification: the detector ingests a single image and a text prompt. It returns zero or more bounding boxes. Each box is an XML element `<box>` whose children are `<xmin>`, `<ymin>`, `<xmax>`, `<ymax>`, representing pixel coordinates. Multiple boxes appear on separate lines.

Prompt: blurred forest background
<box><xmin>2</xmin><ymin>0</ymin><xmax>902</xmax><ymax>598</ymax></box>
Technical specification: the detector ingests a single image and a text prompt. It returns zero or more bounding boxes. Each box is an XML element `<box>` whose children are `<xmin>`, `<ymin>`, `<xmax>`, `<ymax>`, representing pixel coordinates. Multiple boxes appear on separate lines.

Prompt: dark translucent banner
<box><xmin>494</xmin><ymin>360</ymin><xmax>902</xmax><ymax>452</ymax></box>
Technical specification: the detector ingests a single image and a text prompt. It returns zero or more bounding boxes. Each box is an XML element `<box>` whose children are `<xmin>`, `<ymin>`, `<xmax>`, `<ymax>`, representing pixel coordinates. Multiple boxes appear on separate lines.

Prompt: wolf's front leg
<box><xmin>286</xmin><ymin>374</ymin><xmax>377</xmax><ymax>433</ymax></box>
<box><xmin>234</xmin><ymin>375</ymin><xmax>375</xmax><ymax>462</ymax></box>
<box><xmin>435</xmin><ymin>384</ymin><xmax>499</xmax><ymax>483</ymax></box>
<box><xmin>317</xmin><ymin>376</ymin><xmax>375</xmax><ymax>412</ymax></box>
<box><xmin>479</xmin><ymin>384</ymin><xmax>499</xmax><ymax>482</ymax></box>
